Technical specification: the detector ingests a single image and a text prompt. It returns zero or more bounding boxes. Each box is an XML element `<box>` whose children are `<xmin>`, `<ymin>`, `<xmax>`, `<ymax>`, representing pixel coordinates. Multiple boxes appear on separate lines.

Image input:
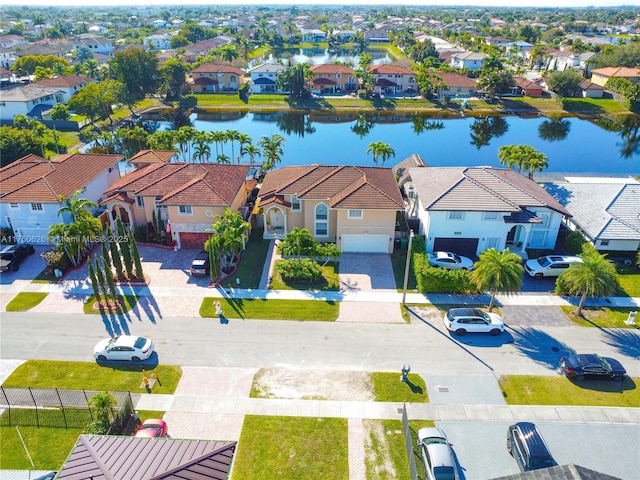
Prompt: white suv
<box><xmin>444</xmin><ymin>308</ymin><xmax>505</xmax><ymax>336</ymax></box>
<box><xmin>525</xmin><ymin>255</ymin><xmax>583</xmax><ymax>279</ymax></box>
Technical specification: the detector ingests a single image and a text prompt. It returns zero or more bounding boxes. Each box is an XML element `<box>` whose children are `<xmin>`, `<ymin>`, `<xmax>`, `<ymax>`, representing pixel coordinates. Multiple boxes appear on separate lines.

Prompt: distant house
<box><xmin>300</xmin><ymin>28</ymin><xmax>326</xmax><ymax>42</ymax></box>
<box><xmin>101</xmin><ymin>163</ymin><xmax>254</xmax><ymax>249</ymax></box>
<box><xmin>486</xmin><ymin>36</ymin><xmax>511</xmax><ymax>47</ymax></box>
<box><xmin>68</xmin><ymin>33</ymin><xmax>115</xmax><ymax>56</ymax></box>
<box><xmin>579</xmin><ymin>80</ymin><xmax>605</xmax><ymax>98</ymax></box>
<box><xmin>309</xmin><ymin>64</ymin><xmax>356</xmax><ymax>94</ymax></box>
<box><xmin>450</xmin><ymin>51</ymin><xmax>488</xmax><ymax>71</ymax></box>
<box><xmin>32</xmin><ymin>75</ymin><xmax>94</xmax><ymax>103</ymax></box>
<box><xmin>0</xmin><ymin>84</ymin><xmax>65</xmax><ymax>121</ymax></box>
<box><xmin>144</xmin><ymin>33</ymin><xmax>171</xmax><ymax>50</ymax></box>
<box><xmin>405</xmin><ymin>166</ymin><xmax>571</xmax><ymax>258</ymax></box>
<box><xmin>543</xmin><ymin>177</ymin><xmax>640</xmax><ymax>252</ymax></box>
<box><xmin>590</xmin><ymin>67</ymin><xmax>640</xmax><ymax>87</ymax></box>
<box><xmin>0</xmin><ymin>153</ymin><xmax>122</xmax><ymax>244</ymax></box>
<box><xmin>434</xmin><ymin>72</ymin><xmax>477</xmax><ymax>98</ymax></box>
<box><xmin>257</xmin><ymin>165</ymin><xmax>403</xmax><ymax>253</ymax></box>
<box><xmin>127</xmin><ymin>149</ymin><xmax>180</xmax><ymax>169</ymax></box>
<box><xmin>364</xmin><ymin>28</ymin><xmax>391</xmax><ymax>43</ymax></box>
<box><xmin>248</xmin><ymin>63</ymin><xmax>286</xmax><ymax>94</ymax></box>
<box><xmin>512</xmin><ymin>77</ymin><xmax>543</xmax><ymax>97</ymax></box>
<box><xmin>188</xmin><ymin>63</ymin><xmax>246</xmax><ymax>93</ymax></box>
<box><xmin>368</xmin><ymin>64</ymin><xmax>417</xmax><ymax>95</ymax></box>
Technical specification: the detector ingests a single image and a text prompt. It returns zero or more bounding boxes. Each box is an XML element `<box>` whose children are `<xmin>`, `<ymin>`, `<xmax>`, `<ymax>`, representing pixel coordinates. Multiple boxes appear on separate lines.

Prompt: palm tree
<box><xmin>558</xmin><ymin>244</ymin><xmax>618</xmax><ymax>317</ymax></box>
<box><xmin>88</xmin><ymin>391</ymin><xmax>117</xmax><ymax>424</ymax></box>
<box><xmin>242</xmin><ymin>144</ymin><xmax>261</xmax><ymax>167</ymax></box>
<box><xmin>238</xmin><ymin>133</ymin><xmax>252</xmax><ymax>163</ymax></box>
<box><xmin>219</xmin><ymin>44</ymin><xmax>239</xmax><ymax>63</ymax></box>
<box><xmin>497</xmin><ymin>144</ymin><xmax>548</xmax><ymax>178</ymax></box>
<box><xmin>366</xmin><ymin>141</ymin><xmax>394</xmax><ymax>166</ymax></box>
<box><xmin>470</xmin><ymin>248</ymin><xmax>524</xmax><ymax>311</ymax></box>
<box><xmin>217</xmin><ymin>153</ymin><xmax>231</xmax><ymax>164</ymax></box>
<box><xmin>258</xmin><ymin>134</ymin><xmax>285</xmax><ymax>171</ymax></box>
<box><xmin>226</xmin><ymin>129</ymin><xmax>241</xmax><ymax>163</ymax></box>
<box><xmin>57</xmin><ymin>188</ymin><xmax>99</xmax><ymax>222</ymax></box>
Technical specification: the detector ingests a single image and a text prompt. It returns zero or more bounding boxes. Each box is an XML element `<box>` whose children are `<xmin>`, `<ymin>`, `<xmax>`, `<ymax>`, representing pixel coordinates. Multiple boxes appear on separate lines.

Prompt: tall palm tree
<box><xmin>558</xmin><ymin>244</ymin><xmax>618</xmax><ymax>317</ymax></box>
<box><xmin>470</xmin><ymin>248</ymin><xmax>524</xmax><ymax>311</ymax></box>
<box><xmin>366</xmin><ymin>141</ymin><xmax>394</xmax><ymax>166</ymax></box>
<box><xmin>242</xmin><ymin>144</ymin><xmax>261</xmax><ymax>167</ymax></box>
<box><xmin>237</xmin><ymin>133</ymin><xmax>252</xmax><ymax>163</ymax></box>
<box><xmin>217</xmin><ymin>153</ymin><xmax>231</xmax><ymax>164</ymax></box>
<box><xmin>226</xmin><ymin>129</ymin><xmax>241</xmax><ymax>163</ymax></box>
<box><xmin>88</xmin><ymin>391</ymin><xmax>117</xmax><ymax>424</ymax></box>
<box><xmin>57</xmin><ymin>188</ymin><xmax>99</xmax><ymax>222</ymax></box>
<box><xmin>258</xmin><ymin>134</ymin><xmax>285</xmax><ymax>171</ymax></box>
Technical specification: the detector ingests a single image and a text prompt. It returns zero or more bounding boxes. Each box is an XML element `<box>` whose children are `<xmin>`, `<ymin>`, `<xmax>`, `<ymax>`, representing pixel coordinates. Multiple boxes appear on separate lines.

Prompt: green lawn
<box><xmin>200</xmin><ymin>297</ymin><xmax>339</xmax><ymax>321</ymax></box>
<box><xmin>270</xmin><ymin>261</ymin><xmax>339</xmax><ymax>291</ymax></box>
<box><xmin>2</xmin><ymin>360</ymin><xmax>182</xmax><ymax>394</ymax></box>
<box><xmin>560</xmin><ymin>306</ymin><xmax>640</xmax><ymax>328</ymax></box>
<box><xmin>618</xmin><ymin>272</ymin><xmax>640</xmax><ymax>297</ymax></box>
<box><xmin>0</xmin><ymin>424</ymin><xmax>81</xmax><ymax>469</ymax></box>
<box><xmin>372</xmin><ymin>372</ymin><xmax>429</xmax><ymax>403</ymax></box>
<box><xmin>499</xmin><ymin>375</ymin><xmax>640</xmax><ymax>407</ymax></box>
<box><xmin>232</xmin><ymin>415</ymin><xmax>348</xmax><ymax>480</ymax></box>
<box><xmin>221</xmin><ymin>228</ymin><xmax>270</xmax><ymax>289</ymax></box>
<box><xmin>82</xmin><ymin>294</ymin><xmax>138</xmax><ymax>315</ymax></box>
<box><xmin>391</xmin><ymin>248</ymin><xmax>417</xmax><ymax>292</ymax></box>
<box><xmin>5</xmin><ymin>292</ymin><xmax>48</xmax><ymax>311</ymax></box>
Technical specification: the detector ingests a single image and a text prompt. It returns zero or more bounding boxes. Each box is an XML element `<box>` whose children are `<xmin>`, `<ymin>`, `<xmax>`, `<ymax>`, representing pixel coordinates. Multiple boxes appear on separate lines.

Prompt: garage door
<box><xmin>433</xmin><ymin>237</ymin><xmax>479</xmax><ymax>258</ymax></box>
<box><xmin>179</xmin><ymin>232</ymin><xmax>211</xmax><ymax>249</ymax></box>
<box><xmin>342</xmin><ymin>234</ymin><xmax>389</xmax><ymax>253</ymax></box>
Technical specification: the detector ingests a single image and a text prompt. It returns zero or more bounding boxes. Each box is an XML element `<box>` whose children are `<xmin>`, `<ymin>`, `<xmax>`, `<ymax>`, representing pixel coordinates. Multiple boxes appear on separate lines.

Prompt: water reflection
<box><xmin>538</xmin><ymin>117</ymin><xmax>571</xmax><ymax>142</ymax></box>
<box><xmin>469</xmin><ymin>116</ymin><xmax>508</xmax><ymax>149</ymax></box>
<box><xmin>276</xmin><ymin>112</ymin><xmax>316</xmax><ymax>137</ymax></box>
<box><xmin>412</xmin><ymin>114</ymin><xmax>445</xmax><ymax>135</ymax></box>
<box><xmin>251</xmin><ymin>47</ymin><xmax>390</xmax><ymax>67</ymax></box>
<box><xmin>595</xmin><ymin>115</ymin><xmax>640</xmax><ymax>159</ymax></box>
<box><xmin>351</xmin><ymin>114</ymin><xmax>375</xmax><ymax>139</ymax></box>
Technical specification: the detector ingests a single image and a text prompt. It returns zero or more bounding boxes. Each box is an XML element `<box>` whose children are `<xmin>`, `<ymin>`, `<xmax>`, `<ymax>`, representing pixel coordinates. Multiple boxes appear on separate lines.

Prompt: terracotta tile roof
<box><xmin>310</xmin><ymin>64</ymin><xmax>355</xmax><ymax>75</ymax></box>
<box><xmin>260</xmin><ymin>165</ymin><xmax>403</xmax><ymax>210</ymax></box>
<box><xmin>369</xmin><ymin>64</ymin><xmax>415</xmax><ymax>75</ymax></box>
<box><xmin>55</xmin><ymin>435</ymin><xmax>236</xmax><ymax>480</ymax></box>
<box><xmin>436</xmin><ymin>72</ymin><xmax>477</xmax><ymax>88</ymax></box>
<box><xmin>0</xmin><ymin>153</ymin><xmax>122</xmax><ymax>203</ymax></box>
<box><xmin>513</xmin><ymin>77</ymin><xmax>542</xmax><ymax>89</ymax></box>
<box><xmin>33</xmin><ymin>75</ymin><xmax>93</xmax><ymax>88</ymax></box>
<box><xmin>191</xmin><ymin>62</ymin><xmax>245</xmax><ymax>76</ymax></box>
<box><xmin>591</xmin><ymin>66</ymin><xmax>640</xmax><ymax>78</ymax></box>
<box><xmin>128</xmin><ymin>149</ymin><xmax>178</xmax><ymax>164</ymax></box>
<box><xmin>408</xmin><ymin>166</ymin><xmax>570</xmax><ymax>215</ymax></box>
<box><xmin>105</xmin><ymin>163</ymin><xmax>251</xmax><ymax>206</ymax></box>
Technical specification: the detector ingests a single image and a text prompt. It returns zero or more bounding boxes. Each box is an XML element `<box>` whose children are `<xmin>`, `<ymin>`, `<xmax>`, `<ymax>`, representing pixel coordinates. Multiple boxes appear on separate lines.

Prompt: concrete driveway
<box><xmin>338</xmin><ymin>254</ymin><xmax>396</xmax><ymax>292</ymax></box>
<box><xmin>0</xmin><ymin>244</ymin><xmax>48</xmax><ymax>285</ymax></box>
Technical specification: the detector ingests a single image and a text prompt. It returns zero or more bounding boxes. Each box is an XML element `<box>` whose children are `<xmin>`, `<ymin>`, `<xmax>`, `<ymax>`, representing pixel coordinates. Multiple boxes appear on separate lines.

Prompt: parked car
<box><xmin>0</xmin><ymin>244</ymin><xmax>35</xmax><ymax>272</ymax></box>
<box><xmin>507</xmin><ymin>422</ymin><xmax>557</xmax><ymax>472</ymax></box>
<box><xmin>559</xmin><ymin>353</ymin><xmax>627</xmax><ymax>382</ymax></box>
<box><xmin>94</xmin><ymin>335</ymin><xmax>154</xmax><ymax>362</ymax></box>
<box><xmin>135</xmin><ymin>419</ymin><xmax>168</xmax><ymax>438</ymax></box>
<box><xmin>443</xmin><ymin>308</ymin><xmax>505</xmax><ymax>336</ymax></box>
<box><xmin>427</xmin><ymin>251</ymin><xmax>474</xmax><ymax>270</ymax></box>
<box><xmin>417</xmin><ymin>427</ymin><xmax>458</xmax><ymax>480</ymax></box>
<box><xmin>190</xmin><ymin>250</ymin><xmax>210</xmax><ymax>276</ymax></box>
<box><xmin>524</xmin><ymin>255</ymin><xmax>582</xmax><ymax>279</ymax></box>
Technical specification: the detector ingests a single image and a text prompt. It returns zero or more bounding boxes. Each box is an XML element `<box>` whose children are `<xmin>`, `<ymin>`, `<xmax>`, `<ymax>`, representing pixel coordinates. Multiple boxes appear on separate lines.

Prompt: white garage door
<box><xmin>341</xmin><ymin>234</ymin><xmax>389</xmax><ymax>253</ymax></box>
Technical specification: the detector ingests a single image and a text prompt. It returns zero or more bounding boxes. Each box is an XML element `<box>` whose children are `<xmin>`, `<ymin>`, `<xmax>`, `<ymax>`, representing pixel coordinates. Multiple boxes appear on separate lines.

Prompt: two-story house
<box><xmin>31</xmin><ymin>75</ymin><xmax>94</xmax><ymax>104</ymax></box>
<box><xmin>368</xmin><ymin>64</ymin><xmax>417</xmax><ymax>95</ymax></box>
<box><xmin>248</xmin><ymin>63</ymin><xmax>286</xmax><ymax>94</ymax></box>
<box><xmin>450</xmin><ymin>51</ymin><xmax>488</xmax><ymax>71</ymax></box>
<box><xmin>189</xmin><ymin>63</ymin><xmax>245</xmax><ymax>93</ymax></box>
<box><xmin>0</xmin><ymin>85</ymin><xmax>65</xmax><ymax>121</ymax></box>
<box><xmin>257</xmin><ymin>165</ymin><xmax>403</xmax><ymax>253</ymax></box>
<box><xmin>309</xmin><ymin>64</ymin><xmax>356</xmax><ymax>94</ymax></box>
<box><xmin>0</xmin><ymin>153</ymin><xmax>123</xmax><ymax>244</ymax></box>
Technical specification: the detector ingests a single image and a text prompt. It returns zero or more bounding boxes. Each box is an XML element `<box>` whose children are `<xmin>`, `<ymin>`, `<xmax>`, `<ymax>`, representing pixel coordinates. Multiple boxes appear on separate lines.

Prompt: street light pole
<box><xmin>402</xmin><ymin>230</ymin><xmax>414</xmax><ymax>305</ymax></box>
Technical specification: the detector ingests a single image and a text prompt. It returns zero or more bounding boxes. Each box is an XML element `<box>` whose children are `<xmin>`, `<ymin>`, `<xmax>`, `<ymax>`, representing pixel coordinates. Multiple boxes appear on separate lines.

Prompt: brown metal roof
<box><xmin>55</xmin><ymin>435</ymin><xmax>236</xmax><ymax>480</ymax></box>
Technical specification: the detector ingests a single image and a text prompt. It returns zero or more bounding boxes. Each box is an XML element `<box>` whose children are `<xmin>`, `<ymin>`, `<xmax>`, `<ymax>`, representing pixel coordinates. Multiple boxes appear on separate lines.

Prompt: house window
<box><xmin>178</xmin><ymin>205</ymin><xmax>193</xmax><ymax>215</ymax></box>
<box><xmin>291</xmin><ymin>194</ymin><xmax>301</xmax><ymax>211</ymax></box>
<box><xmin>600</xmin><ymin>239</ymin><xmax>610</xmax><ymax>246</ymax></box>
<box><xmin>483</xmin><ymin>212</ymin><xmax>498</xmax><ymax>220</ymax></box>
<box><xmin>136</xmin><ymin>196</ymin><xmax>144</xmax><ymax>208</ymax></box>
<box><xmin>529</xmin><ymin>230</ymin><xmax>546</xmax><ymax>247</ymax></box>
<box><xmin>448</xmin><ymin>211</ymin><xmax>464</xmax><ymax>220</ymax></box>
<box><xmin>315</xmin><ymin>203</ymin><xmax>328</xmax><ymax>237</ymax></box>
<box><xmin>486</xmin><ymin>237</ymin><xmax>499</xmax><ymax>249</ymax></box>
<box><xmin>9</xmin><ymin>203</ymin><xmax>19</xmax><ymax>210</ymax></box>
<box><xmin>30</xmin><ymin>203</ymin><xmax>43</xmax><ymax>212</ymax></box>
<box><xmin>533</xmin><ymin>213</ymin><xmax>550</xmax><ymax>229</ymax></box>
<box><xmin>348</xmin><ymin>209</ymin><xmax>363</xmax><ymax>219</ymax></box>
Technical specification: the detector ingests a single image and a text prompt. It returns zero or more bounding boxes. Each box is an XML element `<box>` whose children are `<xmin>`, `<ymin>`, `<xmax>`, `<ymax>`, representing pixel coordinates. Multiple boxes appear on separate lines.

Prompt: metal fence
<box><xmin>402</xmin><ymin>401</ymin><xmax>419</xmax><ymax>480</ymax></box>
<box><xmin>0</xmin><ymin>387</ymin><xmax>134</xmax><ymax>432</ymax></box>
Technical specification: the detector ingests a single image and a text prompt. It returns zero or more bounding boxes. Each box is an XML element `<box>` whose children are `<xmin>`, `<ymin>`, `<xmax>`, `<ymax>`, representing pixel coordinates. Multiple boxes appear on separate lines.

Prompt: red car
<box><xmin>134</xmin><ymin>419</ymin><xmax>168</xmax><ymax>438</ymax></box>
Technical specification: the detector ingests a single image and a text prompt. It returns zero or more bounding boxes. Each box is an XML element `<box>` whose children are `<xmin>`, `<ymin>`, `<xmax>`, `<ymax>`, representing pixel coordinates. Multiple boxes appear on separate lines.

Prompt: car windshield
<box><xmin>423</xmin><ymin>437</ymin><xmax>448</xmax><ymax>445</ymax></box>
<box><xmin>481</xmin><ymin>312</ymin><xmax>491</xmax><ymax>322</ymax></box>
<box><xmin>433</xmin><ymin>466</ymin><xmax>456</xmax><ymax>480</ymax></box>
<box><xmin>452</xmin><ymin>254</ymin><xmax>461</xmax><ymax>263</ymax></box>
<box><xmin>106</xmin><ymin>338</ymin><xmax>117</xmax><ymax>348</ymax></box>
<box><xmin>595</xmin><ymin>355</ymin><xmax>611</xmax><ymax>370</ymax></box>
<box><xmin>531</xmin><ymin>457</ymin><xmax>556</xmax><ymax>469</ymax></box>
<box><xmin>537</xmin><ymin>257</ymin><xmax>551</xmax><ymax>267</ymax></box>
<box><xmin>134</xmin><ymin>337</ymin><xmax>147</xmax><ymax>349</ymax></box>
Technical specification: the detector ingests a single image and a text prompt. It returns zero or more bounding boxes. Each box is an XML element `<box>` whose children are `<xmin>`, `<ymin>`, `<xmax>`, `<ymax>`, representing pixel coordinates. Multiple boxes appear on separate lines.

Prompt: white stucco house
<box><xmin>543</xmin><ymin>177</ymin><xmax>640</xmax><ymax>253</ymax></box>
<box><xmin>0</xmin><ymin>85</ymin><xmax>65</xmax><ymax>121</ymax></box>
<box><xmin>405</xmin><ymin>166</ymin><xmax>571</xmax><ymax>259</ymax></box>
<box><xmin>248</xmin><ymin>63</ymin><xmax>286</xmax><ymax>93</ymax></box>
<box><xmin>450</xmin><ymin>51</ymin><xmax>488</xmax><ymax>71</ymax></box>
<box><xmin>144</xmin><ymin>34</ymin><xmax>172</xmax><ymax>50</ymax></box>
<box><xmin>0</xmin><ymin>153</ymin><xmax>123</xmax><ymax>244</ymax></box>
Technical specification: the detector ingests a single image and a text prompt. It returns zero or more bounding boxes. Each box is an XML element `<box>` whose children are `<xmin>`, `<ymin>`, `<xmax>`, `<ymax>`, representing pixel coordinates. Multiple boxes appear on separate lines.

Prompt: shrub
<box><xmin>277</xmin><ymin>258</ymin><xmax>322</xmax><ymax>282</ymax></box>
<box><xmin>179</xmin><ymin>95</ymin><xmax>197</xmax><ymax>107</ymax></box>
<box><xmin>40</xmin><ymin>249</ymin><xmax>71</xmax><ymax>274</ymax></box>
<box><xmin>413</xmin><ymin>252</ymin><xmax>479</xmax><ymax>293</ymax></box>
<box><xmin>84</xmin><ymin>420</ymin><xmax>110</xmax><ymax>435</ymax></box>
<box><xmin>564</xmin><ymin>230</ymin><xmax>586</xmax><ymax>255</ymax></box>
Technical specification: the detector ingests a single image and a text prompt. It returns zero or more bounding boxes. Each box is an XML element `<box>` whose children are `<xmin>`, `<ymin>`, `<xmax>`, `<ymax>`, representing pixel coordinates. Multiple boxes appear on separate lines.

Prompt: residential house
<box><xmin>127</xmin><ymin>149</ymin><xmax>180</xmax><ymax>169</ymax></box>
<box><xmin>309</xmin><ymin>64</ymin><xmax>356</xmax><ymax>94</ymax></box>
<box><xmin>184</xmin><ymin>37</ymin><xmax>232</xmax><ymax>59</ymax></box>
<box><xmin>364</xmin><ymin>28</ymin><xmax>391</xmax><ymax>44</ymax></box>
<box><xmin>434</xmin><ymin>72</ymin><xmax>477</xmax><ymax>98</ymax></box>
<box><xmin>368</xmin><ymin>64</ymin><xmax>417</xmax><ymax>95</ymax></box>
<box><xmin>257</xmin><ymin>165</ymin><xmax>403</xmax><ymax>253</ymax></box>
<box><xmin>32</xmin><ymin>75</ymin><xmax>93</xmax><ymax>103</ymax></box>
<box><xmin>101</xmin><ymin>163</ymin><xmax>254</xmax><ymax>249</ymax></box>
<box><xmin>0</xmin><ymin>84</ymin><xmax>65</xmax><ymax>121</ymax></box>
<box><xmin>485</xmin><ymin>36</ymin><xmax>511</xmax><ymax>47</ymax></box>
<box><xmin>332</xmin><ymin>30</ymin><xmax>356</xmax><ymax>43</ymax></box>
<box><xmin>0</xmin><ymin>34</ymin><xmax>28</xmax><ymax>49</ymax></box>
<box><xmin>543</xmin><ymin>177</ymin><xmax>640</xmax><ymax>252</ymax></box>
<box><xmin>143</xmin><ymin>33</ymin><xmax>171</xmax><ymax>50</ymax></box>
<box><xmin>512</xmin><ymin>77</ymin><xmax>543</xmax><ymax>97</ymax></box>
<box><xmin>450</xmin><ymin>51</ymin><xmax>488</xmax><ymax>71</ymax></box>
<box><xmin>405</xmin><ymin>166</ymin><xmax>571</xmax><ymax>258</ymax></box>
<box><xmin>590</xmin><ymin>67</ymin><xmax>640</xmax><ymax>87</ymax></box>
<box><xmin>68</xmin><ymin>33</ymin><xmax>115</xmax><ymax>56</ymax></box>
<box><xmin>248</xmin><ymin>63</ymin><xmax>286</xmax><ymax>94</ymax></box>
<box><xmin>55</xmin><ymin>436</ymin><xmax>236</xmax><ymax>480</ymax></box>
<box><xmin>189</xmin><ymin>63</ymin><xmax>245</xmax><ymax>93</ymax></box>
<box><xmin>301</xmin><ymin>28</ymin><xmax>326</xmax><ymax>42</ymax></box>
<box><xmin>0</xmin><ymin>153</ymin><xmax>122</xmax><ymax>244</ymax></box>
<box><xmin>579</xmin><ymin>80</ymin><xmax>605</xmax><ymax>98</ymax></box>
<box><xmin>0</xmin><ymin>48</ymin><xmax>15</xmax><ymax>69</ymax></box>
<box><xmin>546</xmin><ymin>51</ymin><xmax>597</xmax><ymax>75</ymax></box>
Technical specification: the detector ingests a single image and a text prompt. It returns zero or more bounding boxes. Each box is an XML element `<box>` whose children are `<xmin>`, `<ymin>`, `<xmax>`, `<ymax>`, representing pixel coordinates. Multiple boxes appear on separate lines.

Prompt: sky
<box><xmin>1</xmin><ymin>0</ymin><xmax>639</xmax><ymax>7</ymax></box>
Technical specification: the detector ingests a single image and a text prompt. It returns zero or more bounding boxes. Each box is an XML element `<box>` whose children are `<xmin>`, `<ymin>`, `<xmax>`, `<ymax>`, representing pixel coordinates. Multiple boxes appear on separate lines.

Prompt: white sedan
<box><xmin>427</xmin><ymin>251</ymin><xmax>475</xmax><ymax>270</ymax></box>
<box><xmin>94</xmin><ymin>335</ymin><xmax>154</xmax><ymax>362</ymax></box>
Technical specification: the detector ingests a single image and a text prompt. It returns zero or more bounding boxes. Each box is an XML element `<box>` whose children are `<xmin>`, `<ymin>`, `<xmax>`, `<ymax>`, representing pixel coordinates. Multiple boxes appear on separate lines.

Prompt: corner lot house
<box><xmin>543</xmin><ymin>177</ymin><xmax>640</xmax><ymax>252</ymax></box>
<box><xmin>0</xmin><ymin>153</ymin><xmax>123</xmax><ymax>244</ymax></box>
<box><xmin>405</xmin><ymin>166</ymin><xmax>571</xmax><ymax>258</ymax></box>
<box><xmin>101</xmin><ymin>162</ymin><xmax>254</xmax><ymax>249</ymax></box>
<box><xmin>257</xmin><ymin>165</ymin><xmax>403</xmax><ymax>253</ymax></box>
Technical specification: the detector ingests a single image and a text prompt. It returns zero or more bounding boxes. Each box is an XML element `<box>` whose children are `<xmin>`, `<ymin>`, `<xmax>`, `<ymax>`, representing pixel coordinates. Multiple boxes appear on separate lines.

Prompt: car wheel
<box><xmin>455</xmin><ymin>328</ymin><xmax>466</xmax><ymax>336</ymax></box>
<box><xmin>489</xmin><ymin>329</ymin><xmax>501</xmax><ymax>336</ymax></box>
<box><xmin>11</xmin><ymin>263</ymin><xmax>19</xmax><ymax>272</ymax></box>
<box><xmin>132</xmin><ymin>356</ymin><xmax>141</xmax><ymax>362</ymax></box>
<box><xmin>574</xmin><ymin>374</ymin><xmax>584</xmax><ymax>382</ymax></box>
<box><xmin>97</xmin><ymin>355</ymin><xmax>107</xmax><ymax>361</ymax></box>
<box><xmin>507</xmin><ymin>436</ymin><xmax>513</xmax><ymax>455</ymax></box>
<box><xmin>534</xmin><ymin>273</ymin><xmax>543</xmax><ymax>279</ymax></box>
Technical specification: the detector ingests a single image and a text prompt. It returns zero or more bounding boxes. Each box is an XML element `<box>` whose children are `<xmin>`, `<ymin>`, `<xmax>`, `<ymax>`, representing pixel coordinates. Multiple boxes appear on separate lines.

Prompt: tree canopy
<box><xmin>108</xmin><ymin>47</ymin><xmax>161</xmax><ymax>109</ymax></box>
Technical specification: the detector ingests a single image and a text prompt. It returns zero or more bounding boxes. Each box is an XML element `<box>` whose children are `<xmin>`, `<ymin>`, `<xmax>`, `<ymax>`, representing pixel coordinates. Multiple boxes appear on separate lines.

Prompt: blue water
<box><xmin>149</xmin><ymin>113</ymin><xmax>640</xmax><ymax>176</ymax></box>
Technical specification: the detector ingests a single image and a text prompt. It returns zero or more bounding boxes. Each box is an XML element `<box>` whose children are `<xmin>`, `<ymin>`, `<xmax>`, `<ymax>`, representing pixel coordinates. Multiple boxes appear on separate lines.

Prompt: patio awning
<box><xmin>503</xmin><ymin>210</ymin><xmax>543</xmax><ymax>224</ymax></box>
<box><xmin>253</xmin><ymin>77</ymin><xmax>276</xmax><ymax>85</ymax></box>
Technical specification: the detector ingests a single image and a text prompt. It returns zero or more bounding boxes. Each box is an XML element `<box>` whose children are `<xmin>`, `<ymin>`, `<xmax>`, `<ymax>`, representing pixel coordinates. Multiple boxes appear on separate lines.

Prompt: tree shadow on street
<box><xmin>508</xmin><ymin>325</ymin><xmax>575</xmax><ymax>370</ymax></box>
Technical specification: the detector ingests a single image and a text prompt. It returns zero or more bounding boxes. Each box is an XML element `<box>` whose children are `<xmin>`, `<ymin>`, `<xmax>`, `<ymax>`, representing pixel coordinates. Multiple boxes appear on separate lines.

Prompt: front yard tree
<box><xmin>470</xmin><ymin>248</ymin><xmax>524</xmax><ymax>311</ymax></box>
<box><xmin>108</xmin><ymin>47</ymin><xmax>161</xmax><ymax>112</ymax></box>
<box><xmin>557</xmin><ymin>244</ymin><xmax>618</xmax><ymax>317</ymax></box>
<box><xmin>497</xmin><ymin>144</ymin><xmax>548</xmax><ymax>178</ymax></box>
<box><xmin>129</xmin><ymin>231</ymin><xmax>144</xmax><ymax>280</ymax></box>
<box><xmin>117</xmin><ymin>218</ymin><xmax>134</xmax><ymax>279</ymax></box>
<box><xmin>68</xmin><ymin>80</ymin><xmax>124</xmax><ymax>125</ymax></box>
<box><xmin>160</xmin><ymin>57</ymin><xmax>189</xmax><ymax>101</ymax></box>
<box><xmin>276</xmin><ymin>63</ymin><xmax>313</xmax><ymax>98</ymax></box>
<box><xmin>211</xmin><ymin>209</ymin><xmax>250</xmax><ymax>274</ymax></box>
<box><xmin>88</xmin><ymin>256</ymin><xmax>102</xmax><ymax>307</ymax></box>
<box><xmin>547</xmin><ymin>69</ymin><xmax>583</xmax><ymax>97</ymax></box>
<box><xmin>280</xmin><ymin>227</ymin><xmax>315</xmax><ymax>256</ymax></box>
<box><xmin>57</xmin><ymin>188</ymin><xmax>98</xmax><ymax>222</ymax></box>
<box><xmin>107</xmin><ymin>226</ymin><xmax>124</xmax><ymax>280</ymax></box>
<box><xmin>258</xmin><ymin>134</ymin><xmax>285</xmax><ymax>171</ymax></box>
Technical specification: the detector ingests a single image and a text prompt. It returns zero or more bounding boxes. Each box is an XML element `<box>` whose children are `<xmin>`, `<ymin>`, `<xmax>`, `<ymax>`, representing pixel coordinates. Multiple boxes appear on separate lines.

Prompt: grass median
<box><xmin>560</xmin><ymin>306</ymin><xmax>640</xmax><ymax>328</ymax></box>
<box><xmin>5</xmin><ymin>292</ymin><xmax>48</xmax><ymax>311</ymax></box>
<box><xmin>200</xmin><ymin>297</ymin><xmax>339</xmax><ymax>321</ymax></box>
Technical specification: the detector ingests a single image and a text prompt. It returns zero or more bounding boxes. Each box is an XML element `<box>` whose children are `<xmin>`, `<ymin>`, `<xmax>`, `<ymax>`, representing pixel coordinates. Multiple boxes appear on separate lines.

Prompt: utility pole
<box><xmin>402</xmin><ymin>230</ymin><xmax>414</xmax><ymax>305</ymax></box>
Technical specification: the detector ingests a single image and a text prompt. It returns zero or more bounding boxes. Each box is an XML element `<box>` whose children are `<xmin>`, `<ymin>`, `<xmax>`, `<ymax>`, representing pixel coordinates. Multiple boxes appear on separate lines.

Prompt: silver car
<box><xmin>417</xmin><ymin>427</ymin><xmax>458</xmax><ymax>480</ymax></box>
<box><xmin>427</xmin><ymin>251</ymin><xmax>474</xmax><ymax>270</ymax></box>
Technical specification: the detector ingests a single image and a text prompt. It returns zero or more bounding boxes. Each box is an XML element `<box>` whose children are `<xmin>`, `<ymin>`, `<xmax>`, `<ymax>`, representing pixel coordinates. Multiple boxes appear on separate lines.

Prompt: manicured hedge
<box><xmin>413</xmin><ymin>252</ymin><xmax>480</xmax><ymax>294</ymax></box>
